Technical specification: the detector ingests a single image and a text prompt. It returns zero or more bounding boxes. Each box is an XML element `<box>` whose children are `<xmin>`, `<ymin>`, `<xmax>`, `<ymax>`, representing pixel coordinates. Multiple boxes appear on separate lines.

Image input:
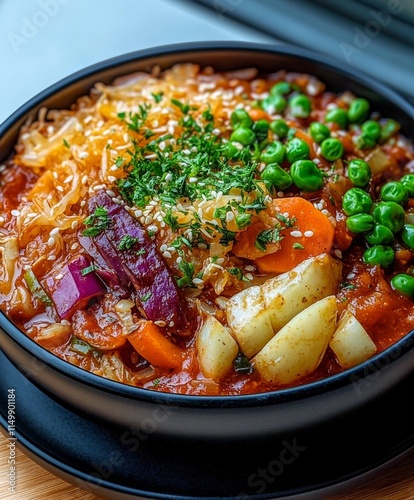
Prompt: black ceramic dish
<box><xmin>1</xmin><ymin>42</ymin><xmax>414</xmax><ymax>452</ymax></box>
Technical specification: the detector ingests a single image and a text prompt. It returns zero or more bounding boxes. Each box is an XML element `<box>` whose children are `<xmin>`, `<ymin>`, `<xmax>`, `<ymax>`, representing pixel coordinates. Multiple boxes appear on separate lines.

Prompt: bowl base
<box><xmin>1</xmin><ymin>348</ymin><xmax>414</xmax><ymax>500</ymax></box>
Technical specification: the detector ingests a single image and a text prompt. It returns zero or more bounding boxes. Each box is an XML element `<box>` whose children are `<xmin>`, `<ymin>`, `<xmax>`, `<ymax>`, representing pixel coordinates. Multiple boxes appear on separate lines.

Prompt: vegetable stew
<box><xmin>1</xmin><ymin>63</ymin><xmax>414</xmax><ymax>395</ymax></box>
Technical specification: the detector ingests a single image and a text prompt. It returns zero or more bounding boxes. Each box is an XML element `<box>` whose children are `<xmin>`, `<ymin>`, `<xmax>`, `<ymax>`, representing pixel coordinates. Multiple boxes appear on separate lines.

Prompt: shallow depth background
<box><xmin>1</xmin><ymin>0</ymin><xmax>413</xmax><ymax>125</ymax></box>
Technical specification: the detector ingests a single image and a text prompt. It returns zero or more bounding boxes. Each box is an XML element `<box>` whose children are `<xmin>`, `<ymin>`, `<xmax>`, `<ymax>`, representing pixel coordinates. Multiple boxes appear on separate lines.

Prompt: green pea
<box><xmin>356</xmin><ymin>133</ymin><xmax>377</xmax><ymax>150</ymax></box>
<box><xmin>286</xmin><ymin>137</ymin><xmax>310</xmax><ymax>163</ymax></box>
<box><xmin>380</xmin><ymin>119</ymin><xmax>400</xmax><ymax>142</ymax></box>
<box><xmin>390</xmin><ymin>274</ymin><xmax>414</xmax><ymax>298</ymax></box>
<box><xmin>363</xmin><ymin>245</ymin><xmax>395</xmax><ymax>267</ymax></box>
<box><xmin>270</xmin><ymin>119</ymin><xmax>289</xmax><ymax>138</ymax></box>
<box><xmin>342</xmin><ymin>188</ymin><xmax>373</xmax><ymax>215</ymax></box>
<box><xmin>364</xmin><ymin>224</ymin><xmax>394</xmax><ymax>245</ymax></box>
<box><xmin>348</xmin><ymin>98</ymin><xmax>370</xmax><ymax>123</ymax></box>
<box><xmin>371</xmin><ymin>201</ymin><xmax>405</xmax><ymax>234</ymax></box>
<box><xmin>230</xmin><ymin>109</ymin><xmax>253</xmax><ymax>130</ymax></box>
<box><xmin>222</xmin><ymin>142</ymin><xmax>240</xmax><ymax>159</ymax></box>
<box><xmin>380</xmin><ymin>181</ymin><xmax>408</xmax><ymax>205</ymax></box>
<box><xmin>289</xmin><ymin>94</ymin><xmax>312</xmax><ymax>119</ymax></box>
<box><xmin>347</xmin><ymin>158</ymin><xmax>371</xmax><ymax>187</ymax></box>
<box><xmin>260</xmin><ymin>141</ymin><xmax>286</xmax><ymax>164</ymax></box>
<box><xmin>270</xmin><ymin>81</ymin><xmax>291</xmax><ymax>96</ymax></box>
<box><xmin>325</xmin><ymin>108</ymin><xmax>349</xmax><ymax>129</ymax></box>
<box><xmin>261</xmin><ymin>163</ymin><xmax>293</xmax><ymax>190</ymax></box>
<box><xmin>320</xmin><ymin>137</ymin><xmax>344</xmax><ymax>161</ymax></box>
<box><xmin>346</xmin><ymin>213</ymin><xmax>374</xmax><ymax>234</ymax></box>
<box><xmin>309</xmin><ymin>122</ymin><xmax>330</xmax><ymax>143</ymax></box>
<box><xmin>401</xmin><ymin>174</ymin><xmax>414</xmax><ymax>197</ymax></box>
<box><xmin>253</xmin><ymin>119</ymin><xmax>270</xmax><ymax>142</ymax></box>
<box><xmin>290</xmin><ymin>160</ymin><xmax>324</xmax><ymax>192</ymax></box>
<box><xmin>230</xmin><ymin>127</ymin><xmax>256</xmax><ymax>146</ymax></box>
<box><xmin>401</xmin><ymin>224</ymin><xmax>414</xmax><ymax>250</ymax></box>
<box><xmin>261</xmin><ymin>94</ymin><xmax>287</xmax><ymax>114</ymax></box>
<box><xmin>361</xmin><ymin>120</ymin><xmax>381</xmax><ymax>141</ymax></box>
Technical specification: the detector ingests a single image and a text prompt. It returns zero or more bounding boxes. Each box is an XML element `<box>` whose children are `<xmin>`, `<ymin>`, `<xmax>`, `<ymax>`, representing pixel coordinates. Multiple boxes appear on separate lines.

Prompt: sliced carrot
<box><xmin>128</xmin><ymin>320</ymin><xmax>183</xmax><ymax>371</ymax></box>
<box><xmin>233</xmin><ymin>221</ymin><xmax>281</xmax><ymax>261</ymax></box>
<box><xmin>248</xmin><ymin>108</ymin><xmax>271</xmax><ymax>122</ymax></box>
<box><xmin>255</xmin><ymin>197</ymin><xmax>334</xmax><ymax>274</ymax></box>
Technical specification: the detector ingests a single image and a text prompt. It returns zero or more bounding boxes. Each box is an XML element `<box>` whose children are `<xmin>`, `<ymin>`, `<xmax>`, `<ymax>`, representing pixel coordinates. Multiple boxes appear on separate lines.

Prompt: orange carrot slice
<box><xmin>128</xmin><ymin>320</ymin><xmax>183</xmax><ymax>371</ymax></box>
<box><xmin>255</xmin><ymin>197</ymin><xmax>334</xmax><ymax>274</ymax></box>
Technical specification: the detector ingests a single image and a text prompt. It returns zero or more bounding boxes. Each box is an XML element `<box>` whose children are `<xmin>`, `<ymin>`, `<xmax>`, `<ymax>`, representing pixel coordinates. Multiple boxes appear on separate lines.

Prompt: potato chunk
<box><xmin>252</xmin><ymin>295</ymin><xmax>337</xmax><ymax>385</ymax></box>
<box><xmin>329</xmin><ymin>310</ymin><xmax>377</xmax><ymax>369</ymax></box>
<box><xmin>197</xmin><ymin>314</ymin><xmax>239</xmax><ymax>380</ymax></box>
<box><xmin>226</xmin><ymin>253</ymin><xmax>342</xmax><ymax>358</ymax></box>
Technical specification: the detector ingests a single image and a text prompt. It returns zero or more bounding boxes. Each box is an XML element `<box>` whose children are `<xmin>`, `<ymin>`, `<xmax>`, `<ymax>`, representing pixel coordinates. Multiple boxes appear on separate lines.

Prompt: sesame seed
<box><xmin>0</xmin><ymin>216</ymin><xmax>4</xmax><ymax>223</ymax></box>
<box><xmin>245</xmin><ymin>273</ymin><xmax>254</xmax><ymax>281</ymax></box>
<box><xmin>71</xmin><ymin>221</ymin><xmax>79</xmax><ymax>230</ymax></box>
<box><xmin>47</xmin><ymin>255</ymin><xmax>56</xmax><ymax>260</ymax></box>
<box><xmin>290</xmin><ymin>230</ymin><xmax>303</xmax><ymax>238</ymax></box>
<box><xmin>192</xmin><ymin>278</ymin><xmax>204</xmax><ymax>286</ymax></box>
<box><xmin>334</xmin><ymin>249</ymin><xmax>343</xmax><ymax>259</ymax></box>
<box><xmin>304</xmin><ymin>230</ymin><xmax>314</xmax><ymax>237</ymax></box>
<box><xmin>147</xmin><ymin>224</ymin><xmax>158</xmax><ymax>233</ymax></box>
<box><xmin>154</xmin><ymin>320</ymin><xmax>166</xmax><ymax>327</ymax></box>
<box><xmin>63</xmin><ymin>175</ymin><xmax>74</xmax><ymax>184</ymax></box>
<box><xmin>245</xmin><ymin>265</ymin><xmax>256</xmax><ymax>272</ymax></box>
<box><xmin>11</xmin><ymin>209</ymin><xmax>20</xmax><ymax>217</ymax></box>
<box><xmin>81</xmin><ymin>175</ymin><xmax>88</xmax><ymax>185</ymax></box>
<box><xmin>47</xmin><ymin>237</ymin><xmax>55</xmax><ymax>246</ymax></box>
<box><xmin>71</xmin><ymin>243</ymin><xmax>79</xmax><ymax>250</ymax></box>
<box><xmin>55</xmin><ymin>273</ymin><xmax>63</xmax><ymax>280</ymax></box>
<box><xmin>107</xmin><ymin>175</ymin><xmax>116</xmax><ymax>183</ymax></box>
<box><xmin>145</xmin><ymin>215</ymin><xmax>153</xmax><ymax>225</ymax></box>
<box><xmin>163</xmin><ymin>251</ymin><xmax>172</xmax><ymax>259</ymax></box>
<box><xmin>50</xmin><ymin>228</ymin><xmax>60</xmax><ymax>236</ymax></box>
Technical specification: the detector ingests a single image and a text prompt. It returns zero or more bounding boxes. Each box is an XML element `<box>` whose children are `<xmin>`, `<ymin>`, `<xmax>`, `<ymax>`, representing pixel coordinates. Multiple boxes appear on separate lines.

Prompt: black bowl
<box><xmin>1</xmin><ymin>41</ymin><xmax>414</xmax><ymax>443</ymax></box>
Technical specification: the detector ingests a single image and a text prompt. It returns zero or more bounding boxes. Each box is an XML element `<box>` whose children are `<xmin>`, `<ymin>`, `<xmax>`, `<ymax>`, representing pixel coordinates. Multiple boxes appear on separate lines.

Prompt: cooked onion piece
<box><xmin>252</xmin><ymin>296</ymin><xmax>337</xmax><ymax>385</ymax></box>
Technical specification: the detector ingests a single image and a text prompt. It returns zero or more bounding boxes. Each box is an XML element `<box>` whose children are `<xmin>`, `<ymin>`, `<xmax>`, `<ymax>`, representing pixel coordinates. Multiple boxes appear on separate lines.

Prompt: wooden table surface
<box><xmin>1</xmin><ymin>432</ymin><xmax>414</xmax><ymax>500</ymax></box>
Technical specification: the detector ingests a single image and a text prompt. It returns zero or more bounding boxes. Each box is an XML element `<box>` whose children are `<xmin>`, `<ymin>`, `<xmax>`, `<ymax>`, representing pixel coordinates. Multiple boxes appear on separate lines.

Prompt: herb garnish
<box><xmin>83</xmin><ymin>206</ymin><xmax>111</xmax><ymax>237</ymax></box>
<box><xmin>119</xmin><ymin>235</ymin><xmax>139</xmax><ymax>250</ymax></box>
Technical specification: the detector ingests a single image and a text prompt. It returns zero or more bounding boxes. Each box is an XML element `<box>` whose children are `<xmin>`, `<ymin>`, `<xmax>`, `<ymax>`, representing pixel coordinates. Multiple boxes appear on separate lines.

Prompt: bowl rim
<box><xmin>1</xmin><ymin>40</ymin><xmax>414</xmax><ymax>408</ymax></box>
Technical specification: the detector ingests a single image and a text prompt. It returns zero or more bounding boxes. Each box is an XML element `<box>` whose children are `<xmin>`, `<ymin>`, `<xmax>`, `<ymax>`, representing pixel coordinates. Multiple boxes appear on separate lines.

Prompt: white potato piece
<box><xmin>329</xmin><ymin>310</ymin><xmax>377</xmax><ymax>369</ymax></box>
<box><xmin>226</xmin><ymin>254</ymin><xmax>342</xmax><ymax>358</ymax></box>
<box><xmin>252</xmin><ymin>295</ymin><xmax>337</xmax><ymax>385</ymax></box>
<box><xmin>197</xmin><ymin>314</ymin><xmax>239</xmax><ymax>380</ymax></box>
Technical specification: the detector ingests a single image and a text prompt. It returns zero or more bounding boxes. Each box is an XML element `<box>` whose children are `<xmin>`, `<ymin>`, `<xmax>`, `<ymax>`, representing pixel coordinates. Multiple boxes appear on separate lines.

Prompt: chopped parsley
<box><xmin>117</xmin><ymin>104</ymin><xmax>150</xmax><ymax>132</ymax></box>
<box><xmin>228</xmin><ymin>267</ymin><xmax>250</xmax><ymax>282</ymax></box>
<box><xmin>233</xmin><ymin>352</ymin><xmax>252</xmax><ymax>374</ymax></box>
<box><xmin>63</xmin><ymin>138</ymin><xmax>70</xmax><ymax>149</ymax></box>
<box><xmin>81</xmin><ymin>264</ymin><xmax>99</xmax><ymax>276</ymax></box>
<box><xmin>140</xmin><ymin>291</ymin><xmax>152</xmax><ymax>302</ymax></box>
<box><xmin>83</xmin><ymin>206</ymin><xmax>111</xmax><ymax>237</ymax></box>
<box><xmin>292</xmin><ymin>242</ymin><xmax>305</xmax><ymax>250</ymax></box>
<box><xmin>119</xmin><ymin>235</ymin><xmax>139</xmax><ymax>250</ymax></box>
<box><xmin>255</xmin><ymin>228</ymin><xmax>283</xmax><ymax>252</ymax></box>
<box><xmin>152</xmin><ymin>92</ymin><xmax>163</xmax><ymax>103</ymax></box>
